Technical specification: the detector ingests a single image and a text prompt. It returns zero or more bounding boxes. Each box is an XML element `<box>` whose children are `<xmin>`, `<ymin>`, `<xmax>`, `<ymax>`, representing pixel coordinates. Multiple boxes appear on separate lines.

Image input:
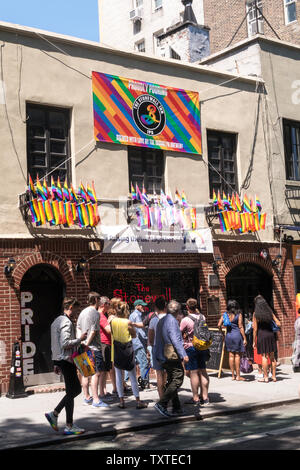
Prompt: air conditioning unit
<box><xmin>129</xmin><ymin>8</ymin><xmax>143</xmax><ymax>21</ymax></box>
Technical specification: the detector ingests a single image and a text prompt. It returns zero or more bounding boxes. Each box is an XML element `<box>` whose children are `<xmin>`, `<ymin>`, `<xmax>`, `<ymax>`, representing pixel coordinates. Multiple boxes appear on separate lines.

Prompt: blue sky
<box><xmin>0</xmin><ymin>0</ymin><xmax>99</xmax><ymax>42</ymax></box>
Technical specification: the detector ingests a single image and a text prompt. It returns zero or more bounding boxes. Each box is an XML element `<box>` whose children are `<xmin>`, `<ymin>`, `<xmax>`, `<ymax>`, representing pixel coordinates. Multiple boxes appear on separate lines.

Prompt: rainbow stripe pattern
<box><xmin>212</xmin><ymin>191</ymin><xmax>267</xmax><ymax>234</ymax></box>
<box><xmin>92</xmin><ymin>71</ymin><xmax>202</xmax><ymax>155</ymax></box>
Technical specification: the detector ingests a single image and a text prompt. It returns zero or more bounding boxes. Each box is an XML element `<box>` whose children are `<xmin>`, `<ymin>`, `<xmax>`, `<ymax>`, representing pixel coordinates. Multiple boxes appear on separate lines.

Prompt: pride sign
<box><xmin>92</xmin><ymin>72</ymin><xmax>202</xmax><ymax>155</ymax></box>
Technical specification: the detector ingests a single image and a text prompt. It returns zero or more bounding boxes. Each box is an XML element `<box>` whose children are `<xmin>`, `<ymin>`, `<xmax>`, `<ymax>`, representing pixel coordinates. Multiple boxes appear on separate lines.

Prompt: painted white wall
<box><xmin>98</xmin><ymin>0</ymin><xmax>204</xmax><ymax>56</ymax></box>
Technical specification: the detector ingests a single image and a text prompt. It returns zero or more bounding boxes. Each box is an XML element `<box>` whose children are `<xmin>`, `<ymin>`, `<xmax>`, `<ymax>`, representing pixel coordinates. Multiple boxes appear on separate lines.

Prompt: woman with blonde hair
<box><xmin>110</xmin><ymin>302</ymin><xmax>147</xmax><ymax>409</ymax></box>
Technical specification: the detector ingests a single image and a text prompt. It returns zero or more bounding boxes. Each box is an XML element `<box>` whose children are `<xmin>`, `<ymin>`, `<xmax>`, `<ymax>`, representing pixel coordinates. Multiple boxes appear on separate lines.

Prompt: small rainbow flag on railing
<box><xmin>26</xmin><ymin>177</ymin><xmax>101</xmax><ymax>229</ymax></box>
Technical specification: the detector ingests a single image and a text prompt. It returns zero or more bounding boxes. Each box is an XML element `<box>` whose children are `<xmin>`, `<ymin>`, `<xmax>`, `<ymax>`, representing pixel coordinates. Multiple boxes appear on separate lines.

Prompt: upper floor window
<box><xmin>135</xmin><ymin>39</ymin><xmax>145</xmax><ymax>52</ymax></box>
<box><xmin>133</xmin><ymin>19</ymin><xmax>142</xmax><ymax>34</ymax></box>
<box><xmin>135</xmin><ymin>0</ymin><xmax>143</xmax><ymax>7</ymax></box>
<box><xmin>246</xmin><ymin>0</ymin><xmax>264</xmax><ymax>35</ymax></box>
<box><xmin>26</xmin><ymin>104</ymin><xmax>71</xmax><ymax>185</ymax></box>
<box><xmin>284</xmin><ymin>0</ymin><xmax>297</xmax><ymax>24</ymax></box>
<box><xmin>283</xmin><ymin>119</ymin><xmax>300</xmax><ymax>181</ymax></box>
<box><xmin>128</xmin><ymin>146</ymin><xmax>165</xmax><ymax>195</ymax></box>
<box><xmin>207</xmin><ymin>130</ymin><xmax>238</xmax><ymax>198</ymax></box>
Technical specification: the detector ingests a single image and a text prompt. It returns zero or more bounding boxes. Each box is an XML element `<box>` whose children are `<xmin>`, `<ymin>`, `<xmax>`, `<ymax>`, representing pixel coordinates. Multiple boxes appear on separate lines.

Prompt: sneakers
<box><xmin>92</xmin><ymin>400</ymin><xmax>110</xmax><ymax>408</ymax></box>
<box><xmin>154</xmin><ymin>402</ymin><xmax>171</xmax><ymax>418</ymax></box>
<box><xmin>45</xmin><ymin>412</ymin><xmax>59</xmax><ymax>432</ymax></box>
<box><xmin>83</xmin><ymin>397</ymin><xmax>93</xmax><ymax>405</ymax></box>
<box><xmin>63</xmin><ymin>424</ymin><xmax>85</xmax><ymax>435</ymax></box>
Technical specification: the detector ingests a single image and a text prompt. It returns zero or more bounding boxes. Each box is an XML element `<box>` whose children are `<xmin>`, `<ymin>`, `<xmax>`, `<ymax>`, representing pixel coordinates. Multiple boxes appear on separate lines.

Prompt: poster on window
<box><xmin>92</xmin><ymin>71</ymin><xmax>202</xmax><ymax>155</ymax></box>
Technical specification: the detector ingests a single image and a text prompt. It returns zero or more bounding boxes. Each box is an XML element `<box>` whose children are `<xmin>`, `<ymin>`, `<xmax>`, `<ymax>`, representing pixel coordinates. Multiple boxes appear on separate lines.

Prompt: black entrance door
<box><xmin>20</xmin><ymin>264</ymin><xmax>65</xmax><ymax>385</ymax></box>
<box><xmin>226</xmin><ymin>263</ymin><xmax>273</xmax><ymax>318</ymax></box>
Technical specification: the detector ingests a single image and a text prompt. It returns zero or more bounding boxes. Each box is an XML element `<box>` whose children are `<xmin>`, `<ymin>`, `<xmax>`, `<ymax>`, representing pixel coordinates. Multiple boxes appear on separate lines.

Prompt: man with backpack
<box><xmin>180</xmin><ymin>298</ymin><xmax>211</xmax><ymax>406</ymax></box>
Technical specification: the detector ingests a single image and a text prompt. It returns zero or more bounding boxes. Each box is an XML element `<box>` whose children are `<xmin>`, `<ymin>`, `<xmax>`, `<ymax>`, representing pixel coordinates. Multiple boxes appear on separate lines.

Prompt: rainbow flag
<box><xmin>260</xmin><ymin>213</ymin><xmax>266</xmax><ymax>230</ymax></box>
<box><xmin>255</xmin><ymin>195</ymin><xmax>262</xmax><ymax>212</ymax></box>
<box><xmin>78</xmin><ymin>183</ymin><xmax>89</xmax><ymax>202</ymax></box>
<box><xmin>28</xmin><ymin>175</ymin><xmax>36</xmax><ymax>196</ymax></box>
<box><xmin>37</xmin><ymin>199</ymin><xmax>46</xmax><ymax>225</ymax></box>
<box><xmin>142</xmin><ymin>185</ymin><xmax>149</xmax><ymax>206</ymax></box>
<box><xmin>243</xmin><ymin>194</ymin><xmax>252</xmax><ymax>213</ymax></box>
<box><xmin>136</xmin><ymin>183</ymin><xmax>143</xmax><ymax>203</ymax></box>
<box><xmin>70</xmin><ymin>184</ymin><xmax>78</xmax><ymax>203</ymax></box>
<box><xmin>56</xmin><ymin>177</ymin><xmax>63</xmax><ymax>200</ymax></box>
<box><xmin>130</xmin><ymin>183</ymin><xmax>137</xmax><ymax>200</ymax></box>
<box><xmin>52</xmin><ymin>200</ymin><xmax>61</xmax><ymax>225</ymax></box>
<box><xmin>181</xmin><ymin>191</ymin><xmax>189</xmax><ymax>208</ymax></box>
<box><xmin>235</xmin><ymin>193</ymin><xmax>242</xmax><ymax>212</ymax></box>
<box><xmin>28</xmin><ymin>199</ymin><xmax>40</xmax><ymax>224</ymax></box>
<box><xmin>190</xmin><ymin>207</ymin><xmax>197</xmax><ymax>230</ymax></box>
<box><xmin>63</xmin><ymin>178</ymin><xmax>70</xmax><ymax>201</ymax></box>
<box><xmin>212</xmin><ymin>190</ymin><xmax>218</xmax><ymax>207</ymax></box>
<box><xmin>36</xmin><ymin>175</ymin><xmax>47</xmax><ymax>201</ymax></box>
<box><xmin>92</xmin><ymin>72</ymin><xmax>202</xmax><ymax>155</ymax></box>
<box><xmin>217</xmin><ymin>190</ymin><xmax>223</xmax><ymax>211</ymax></box>
<box><xmin>65</xmin><ymin>201</ymin><xmax>74</xmax><ymax>226</ymax></box>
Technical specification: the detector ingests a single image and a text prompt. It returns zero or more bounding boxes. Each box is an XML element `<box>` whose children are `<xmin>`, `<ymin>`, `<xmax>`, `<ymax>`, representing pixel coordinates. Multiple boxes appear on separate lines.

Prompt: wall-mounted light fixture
<box><xmin>212</xmin><ymin>256</ymin><xmax>222</xmax><ymax>274</ymax></box>
<box><xmin>4</xmin><ymin>258</ymin><xmax>16</xmax><ymax>275</ymax></box>
<box><xmin>272</xmin><ymin>254</ymin><xmax>282</xmax><ymax>268</ymax></box>
<box><xmin>75</xmin><ymin>257</ymin><xmax>88</xmax><ymax>273</ymax></box>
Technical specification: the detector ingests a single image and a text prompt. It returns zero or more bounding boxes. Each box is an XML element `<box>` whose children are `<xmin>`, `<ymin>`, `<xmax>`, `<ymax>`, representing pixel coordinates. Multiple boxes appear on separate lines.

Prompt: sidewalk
<box><xmin>0</xmin><ymin>364</ymin><xmax>299</xmax><ymax>450</ymax></box>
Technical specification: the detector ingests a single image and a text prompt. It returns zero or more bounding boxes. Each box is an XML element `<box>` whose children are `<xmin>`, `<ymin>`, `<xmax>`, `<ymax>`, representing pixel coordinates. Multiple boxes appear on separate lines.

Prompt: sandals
<box><xmin>258</xmin><ymin>378</ymin><xmax>269</xmax><ymax>383</ymax></box>
<box><xmin>184</xmin><ymin>397</ymin><xmax>200</xmax><ymax>405</ymax></box>
<box><xmin>136</xmin><ymin>402</ymin><xmax>148</xmax><ymax>409</ymax></box>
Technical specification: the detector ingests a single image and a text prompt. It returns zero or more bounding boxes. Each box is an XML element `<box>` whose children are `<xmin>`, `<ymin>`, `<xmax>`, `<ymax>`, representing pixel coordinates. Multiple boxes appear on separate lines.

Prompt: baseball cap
<box><xmin>134</xmin><ymin>299</ymin><xmax>147</xmax><ymax>307</ymax></box>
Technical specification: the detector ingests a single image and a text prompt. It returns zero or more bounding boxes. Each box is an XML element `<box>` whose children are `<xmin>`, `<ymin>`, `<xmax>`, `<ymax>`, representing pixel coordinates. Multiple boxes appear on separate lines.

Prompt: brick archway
<box><xmin>12</xmin><ymin>252</ymin><xmax>74</xmax><ymax>289</ymax></box>
<box><xmin>219</xmin><ymin>253</ymin><xmax>274</xmax><ymax>279</ymax></box>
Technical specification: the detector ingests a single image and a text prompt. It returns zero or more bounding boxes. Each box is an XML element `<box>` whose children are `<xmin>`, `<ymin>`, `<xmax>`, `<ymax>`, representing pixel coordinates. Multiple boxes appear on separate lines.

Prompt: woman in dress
<box><xmin>110</xmin><ymin>301</ymin><xmax>147</xmax><ymax>409</ymax></box>
<box><xmin>252</xmin><ymin>295</ymin><xmax>281</xmax><ymax>383</ymax></box>
<box><xmin>218</xmin><ymin>300</ymin><xmax>247</xmax><ymax>381</ymax></box>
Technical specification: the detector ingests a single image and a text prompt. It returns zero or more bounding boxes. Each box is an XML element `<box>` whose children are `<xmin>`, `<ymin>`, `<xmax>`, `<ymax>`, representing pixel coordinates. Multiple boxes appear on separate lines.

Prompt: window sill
<box><xmin>285</xmin><ymin>19</ymin><xmax>298</xmax><ymax>26</ymax></box>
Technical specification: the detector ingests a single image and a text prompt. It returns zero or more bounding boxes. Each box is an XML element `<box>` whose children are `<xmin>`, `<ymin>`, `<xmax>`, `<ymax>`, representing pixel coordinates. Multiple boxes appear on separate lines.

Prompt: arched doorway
<box><xmin>226</xmin><ymin>263</ymin><xmax>273</xmax><ymax>318</ymax></box>
<box><xmin>20</xmin><ymin>264</ymin><xmax>65</xmax><ymax>386</ymax></box>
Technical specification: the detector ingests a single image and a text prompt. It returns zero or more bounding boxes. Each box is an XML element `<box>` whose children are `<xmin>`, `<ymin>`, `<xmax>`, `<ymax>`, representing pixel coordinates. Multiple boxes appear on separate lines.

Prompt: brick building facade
<box><xmin>203</xmin><ymin>0</ymin><xmax>300</xmax><ymax>54</ymax></box>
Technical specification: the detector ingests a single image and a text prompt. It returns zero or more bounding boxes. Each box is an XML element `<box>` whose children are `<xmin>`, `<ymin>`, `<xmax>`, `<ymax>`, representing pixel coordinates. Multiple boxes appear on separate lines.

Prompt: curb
<box><xmin>2</xmin><ymin>397</ymin><xmax>299</xmax><ymax>451</ymax></box>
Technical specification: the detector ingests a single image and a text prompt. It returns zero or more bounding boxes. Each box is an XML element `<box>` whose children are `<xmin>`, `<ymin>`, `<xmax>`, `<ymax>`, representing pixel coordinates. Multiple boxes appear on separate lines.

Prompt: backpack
<box><xmin>188</xmin><ymin>315</ymin><xmax>213</xmax><ymax>351</ymax></box>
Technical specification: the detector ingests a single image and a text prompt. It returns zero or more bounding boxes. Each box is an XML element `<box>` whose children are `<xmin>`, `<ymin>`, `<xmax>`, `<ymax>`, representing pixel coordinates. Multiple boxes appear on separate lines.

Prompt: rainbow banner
<box><xmin>92</xmin><ymin>72</ymin><xmax>202</xmax><ymax>155</ymax></box>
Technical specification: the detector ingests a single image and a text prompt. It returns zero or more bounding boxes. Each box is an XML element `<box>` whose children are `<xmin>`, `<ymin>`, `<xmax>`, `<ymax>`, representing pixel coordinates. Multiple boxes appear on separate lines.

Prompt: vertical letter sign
<box><xmin>92</xmin><ymin>71</ymin><xmax>202</xmax><ymax>155</ymax></box>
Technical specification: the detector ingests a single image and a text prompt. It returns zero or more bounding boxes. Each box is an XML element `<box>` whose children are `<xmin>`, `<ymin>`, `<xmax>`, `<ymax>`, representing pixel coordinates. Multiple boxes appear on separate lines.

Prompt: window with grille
<box><xmin>135</xmin><ymin>39</ymin><xmax>145</xmax><ymax>52</ymax></box>
<box><xmin>283</xmin><ymin>119</ymin><xmax>300</xmax><ymax>181</ymax></box>
<box><xmin>284</xmin><ymin>0</ymin><xmax>297</xmax><ymax>24</ymax></box>
<box><xmin>246</xmin><ymin>0</ymin><xmax>264</xmax><ymax>35</ymax></box>
<box><xmin>128</xmin><ymin>146</ymin><xmax>165</xmax><ymax>195</ymax></box>
<box><xmin>26</xmin><ymin>104</ymin><xmax>71</xmax><ymax>185</ymax></box>
<box><xmin>207</xmin><ymin>130</ymin><xmax>238</xmax><ymax>198</ymax></box>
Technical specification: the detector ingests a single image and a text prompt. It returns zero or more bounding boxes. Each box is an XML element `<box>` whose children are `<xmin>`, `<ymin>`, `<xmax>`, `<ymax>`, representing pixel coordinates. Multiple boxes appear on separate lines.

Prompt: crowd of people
<box><xmin>45</xmin><ymin>291</ymin><xmax>284</xmax><ymax>436</ymax></box>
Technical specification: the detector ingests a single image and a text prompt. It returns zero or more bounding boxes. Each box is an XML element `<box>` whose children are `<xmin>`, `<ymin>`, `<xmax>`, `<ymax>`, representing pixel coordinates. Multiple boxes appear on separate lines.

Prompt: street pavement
<box><xmin>0</xmin><ymin>364</ymin><xmax>299</xmax><ymax>450</ymax></box>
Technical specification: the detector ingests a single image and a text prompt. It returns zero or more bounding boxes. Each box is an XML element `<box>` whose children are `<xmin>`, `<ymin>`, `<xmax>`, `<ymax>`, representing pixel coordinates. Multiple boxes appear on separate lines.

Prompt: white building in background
<box><xmin>98</xmin><ymin>0</ymin><xmax>209</xmax><ymax>62</ymax></box>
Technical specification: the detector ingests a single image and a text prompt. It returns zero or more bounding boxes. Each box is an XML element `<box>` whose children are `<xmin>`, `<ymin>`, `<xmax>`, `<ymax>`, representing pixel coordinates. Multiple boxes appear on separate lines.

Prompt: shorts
<box><xmin>101</xmin><ymin>343</ymin><xmax>112</xmax><ymax>371</ymax></box>
<box><xmin>185</xmin><ymin>346</ymin><xmax>209</xmax><ymax>371</ymax></box>
<box><xmin>92</xmin><ymin>349</ymin><xmax>106</xmax><ymax>373</ymax></box>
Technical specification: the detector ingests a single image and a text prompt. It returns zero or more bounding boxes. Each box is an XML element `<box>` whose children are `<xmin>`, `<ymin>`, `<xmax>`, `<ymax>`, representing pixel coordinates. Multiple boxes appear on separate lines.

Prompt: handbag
<box><xmin>164</xmin><ymin>343</ymin><xmax>179</xmax><ymax>361</ymax></box>
<box><xmin>223</xmin><ymin>312</ymin><xmax>231</xmax><ymax>327</ymax></box>
<box><xmin>111</xmin><ymin>321</ymin><xmax>135</xmax><ymax>371</ymax></box>
<box><xmin>240</xmin><ymin>354</ymin><xmax>253</xmax><ymax>374</ymax></box>
<box><xmin>271</xmin><ymin>319</ymin><xmax>280</xmax><ymax>332</ymax></box>
<box><xmin>113</xmin><ymin>339</ymin><xmax>135</xmax><ymax>371</ymax></box>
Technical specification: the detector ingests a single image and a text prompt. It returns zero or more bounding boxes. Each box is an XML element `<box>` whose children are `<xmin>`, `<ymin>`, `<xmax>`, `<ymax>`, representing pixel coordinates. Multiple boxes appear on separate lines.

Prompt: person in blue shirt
<box><xmin>129</xmin><ymin>299</ymin><xmax>149</xmax><ymax>387</ymax></box>
<box><xmin>154</xmin><ymin>300</ymin><xmax>189</xmax><ymax>418</ymax></box>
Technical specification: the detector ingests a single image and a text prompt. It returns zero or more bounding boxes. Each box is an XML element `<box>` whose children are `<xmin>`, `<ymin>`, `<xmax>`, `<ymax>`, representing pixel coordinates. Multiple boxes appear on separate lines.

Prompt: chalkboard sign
<box><xmin>206</xmin><ymin>328</ymin><xmax>228</xmax><ymax>378</ymax></box>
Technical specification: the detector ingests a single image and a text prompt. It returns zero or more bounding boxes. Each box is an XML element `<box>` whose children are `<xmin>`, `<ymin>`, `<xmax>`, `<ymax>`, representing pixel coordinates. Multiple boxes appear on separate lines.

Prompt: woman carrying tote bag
<box><xmin>111</xmin><ymin>301</ymin><xmax>147</xmax><ymax>409</ymax></box>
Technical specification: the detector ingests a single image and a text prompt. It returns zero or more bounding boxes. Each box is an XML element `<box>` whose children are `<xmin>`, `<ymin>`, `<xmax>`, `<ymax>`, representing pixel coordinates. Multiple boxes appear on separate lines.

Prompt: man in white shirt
<box><xmin>77</xmin><ymin>292</ymin><xmax>109</xmax><ymax>408</ymax></box>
